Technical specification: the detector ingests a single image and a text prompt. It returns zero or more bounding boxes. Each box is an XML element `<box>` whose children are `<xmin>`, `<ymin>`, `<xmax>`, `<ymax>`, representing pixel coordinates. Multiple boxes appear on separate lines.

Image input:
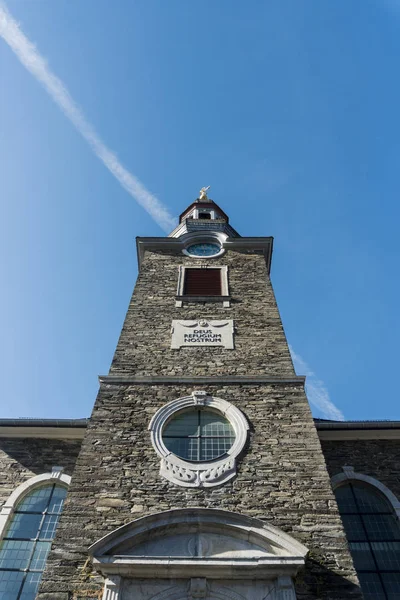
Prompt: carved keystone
<box><xmin>342</xmin><ymin>465</ymin><xmax>355</xmax><ymax>478</ymax></box>
<box><xmin>189</xmin><ymin>578</ymin><xmax>207</xmax><ymax>598</ymax></box>
<box><xmin>51</xmin><ymin>466</ymin><xmax>64</xmax><ymax>479</ymax></box>
<box><xmin>192</xmin><ymin>390</ymin><xmax>208</xmax><ymax>405</ymax></box>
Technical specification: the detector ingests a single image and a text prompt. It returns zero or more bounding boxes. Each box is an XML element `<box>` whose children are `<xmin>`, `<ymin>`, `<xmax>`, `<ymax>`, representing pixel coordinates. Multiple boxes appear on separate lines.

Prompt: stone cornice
<box><xmin>1</xmin><ymin>415</ymin><xmax>400</xmax><ymax>441</ymax></box>
<box><xmin>0</xmin><ymin>426</ymin><xmax>86</xmax><ymax>440</ymax></box>
<box><xmin>99</xmin><ymin>375</ymin><xmax>305</xmax><ymax>385</ymax></box>
<box><xmin>318</xmin><ymin>430</ymin><xmax>400</xmax><ymax>440</ymax></box>
<box><xmin>136</xmin><ymin>236</ymin><xmax>274</xmax><ymax>273</ymax></box>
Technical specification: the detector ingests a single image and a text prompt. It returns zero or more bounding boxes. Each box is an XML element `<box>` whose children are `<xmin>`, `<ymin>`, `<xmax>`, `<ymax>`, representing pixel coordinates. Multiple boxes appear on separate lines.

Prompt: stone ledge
<box><xmin>37</xmin><ymin>594</ymin><xmax>69</xmax><ymax>600</ymax></box>
<box><xmin>175</xmin><ymin>294</ymin><xmax>231</xmax><ymax>302</ymax></box>
<box><xmin>99</xmin><ymin>375</ymin><xmax>305</xmax><ymax>386</ymax></box>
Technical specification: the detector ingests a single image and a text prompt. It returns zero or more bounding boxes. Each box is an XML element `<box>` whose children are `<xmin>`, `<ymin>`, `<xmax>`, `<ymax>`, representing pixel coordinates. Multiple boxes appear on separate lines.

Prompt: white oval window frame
<box><xmin>181</xmin><ymin>232</ymin><xmax>226</xmax><ymax>259</ymax></box>
<box><xmin>183</xmin><ymin>243</ymin><xmax>224</xmax><ymax>259</ymax></box>
<box><xmin>149</xmin><ymin>392</ymin><xmax>249</xmax><ymax>488</ymax></box>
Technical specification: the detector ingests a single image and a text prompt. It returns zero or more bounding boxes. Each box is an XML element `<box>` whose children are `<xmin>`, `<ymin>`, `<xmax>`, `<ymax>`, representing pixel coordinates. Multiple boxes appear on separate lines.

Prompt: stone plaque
<box><xmin>171</xmin><ymin>320</ymin><xmax>234</xmax><ymax>349</ymax></box>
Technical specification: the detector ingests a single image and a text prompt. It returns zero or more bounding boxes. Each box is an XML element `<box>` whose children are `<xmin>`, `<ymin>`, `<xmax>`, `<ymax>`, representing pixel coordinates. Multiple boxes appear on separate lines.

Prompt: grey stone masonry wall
<box><xmin>39</xmin><ymin>383</ymin><xmax>361</xmax><ymax>599</ymax></box>
<box><xmin>38</xmin><ymin>243</ymin><xmax>362</xmax><ymax>600</ymax></box>
<box><xmin>321</xmin><ymin>438</ymin><xmax>400</xmax><ymax>501</ymax></box>
<box><xmin>110</xmin><ymin>249</ymin><xmax>295</xmax><ymax>377</ymax></box>
<box><xmin>0</xmin><ymin>437</ymin><xmax>82</xmax><ymax>508</ymax></box>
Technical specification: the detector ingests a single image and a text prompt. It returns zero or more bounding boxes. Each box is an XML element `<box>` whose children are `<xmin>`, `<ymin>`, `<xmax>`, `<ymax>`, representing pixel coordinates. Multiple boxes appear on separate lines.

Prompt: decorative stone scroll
<box><xmin>171</xmin><ymin>320</ymin><xmax>234</xmax><ymax>349</ymax></box>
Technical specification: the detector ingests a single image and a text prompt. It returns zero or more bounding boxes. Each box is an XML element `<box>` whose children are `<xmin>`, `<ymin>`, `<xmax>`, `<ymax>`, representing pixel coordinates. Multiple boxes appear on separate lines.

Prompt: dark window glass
<box><xmin>198</xmin><ymin>212</ymin><xmax>211</xmax><ymax>219</ymax></box>
<box><xmin>183</xmin><ymin>269</ymin><xmax>222</xmax><ymax>296</ymax></box>
<box><xmin>0</xmin><ymin>484</ymin><xmax>67</xmax><ymax>600</ymax></box>
<box><xmin>163</xmin><ymin>409</ymin><xmax>235</xmax><ymax>461</ymax></box>
<box><xmin>382</xmin><ymin>573</ymin><xmax>400</xmax><ymax>599</ymax></box>
<box><xmin>358</xmin><ymin>572</ymin><xmax>386</xmax><ymax>599</ymax></box>
<box><xmin>335</xmin><ymin>482</ymin><xmax>400</xmax><ymax>599</ymax></box>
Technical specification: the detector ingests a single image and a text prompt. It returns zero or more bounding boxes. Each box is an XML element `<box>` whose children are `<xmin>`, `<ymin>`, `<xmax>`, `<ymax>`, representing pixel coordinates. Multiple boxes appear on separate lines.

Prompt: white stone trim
<box><xmin>331</xmin><ymin>466</ymin><xmax>400</xmax><ymax>519</ymax></box>
<box><xmin>102</xmin><ymin>575</ymin><xmax>121</xmax><ymax>600</ymax></box>
<box><xmin>194</xmin><ymin>207</ymin><xmax>216</xmax><ymax>220</ymax></box>
<box><xmin>0</xmin><ymin>469</ymin><xmax>71</xmax><ymax>540</ymax></box>
<box><xmin>181</xmin><ymin>231</ymin><xmax>228</xmax><ymax>259</ymax></box>
<box><xmin>176</xmin><ymin>265</ymin><xmax>229</xmax><ymax>307</ymax></box>
<box><xmin>183</xmin><ymin>245</ymin><xmax>225</xmax><ymax>259</ymax></box>
<box><xmin>148</xmin><ymin>585</ymin><xmax>248</xmax><ymax>600</ymax></box>
<box><xmin>149</xmin><ymin>393</ymin><xmax>249</xmax><ymax>488</ymax></box>
<box><xmin>89</xmin><ymin>507</ymin><xmax>308</xmax><ymax>580</ymax></box>
<box><xmin>171</xmin><ymin>320</ymin><xmax>234</xmax><ymax>350</ymax></box>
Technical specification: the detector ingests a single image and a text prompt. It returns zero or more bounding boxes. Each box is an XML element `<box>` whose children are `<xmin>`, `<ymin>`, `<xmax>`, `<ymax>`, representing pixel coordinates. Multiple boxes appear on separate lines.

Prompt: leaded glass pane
<box><xmin>353</xmin><ymin>483</ymin><xmax>391</xmax><ymax>514</ymax></box>
<box><xmin>358</xmin><ymin>572</ymin><xmax>386</xmax><ymax>599</ymax></box>
<box><xmin>0</xmin><ymin>570</ymin><xmax>24</xmax><ymax>600</ymax></box>
<box><xmin>164</xmin><ymin>412</ymin><xmax>199</xmax><ymax>437</ymax></box>
<box><xmin>362</xmin><ymin>514</ymin><xmax>400</xmax><ymax>541</ymax></box>
<box><xmin>335</xmin><ymin>485</ymin><xmax>357</xmax><ymax>512</ymax></box>
<box><xmin>0</xmin><ymin>484</ymin><xmax>67</xmax><ymax>600</ymax></box>
<box><xmin>0</xmin><ymin>540</ymin><xmax>33</xmax><ymax>569</ymax></box>
<box><xmin>19</xmin><ymin>572</ymin><xmax>42</xmax><ymax>600</ymax></box>
<box><xmin>349</xmin><ymin>542</ymin><xmax>376</xmax><ymax>570</ymax></box>
<box><xmin>200</xmin><ymin>437</ymin><xmax>235</xmax><ymax>461</ymax></box>
<box><xmin>373</xmin><ymin>542</ymin><xmax>400</xmax><ymax>570</ymax></box>
<box><xmin>382</xmin><ymin>572</ymin><xmax>400</xmax><ymax>599</ymax></box>
<box><xmin>29</xmin><ymin>542</ymin><xmax>51</xmax><ymax>571</ymax></box>
<box><xmin>16</xmin><ymin>486</ymin><xmax>53</xmax><ymax>513</ymax></box>
<box><xmin>341</xmin><ymin>514</ymin><xmax>367</xmax><ymax>541</ymax></box>
<box><xmin>6</xmin><ymin>514</ymin><xmax>42</xmax><ymax>539</ymax></box>
<box><xmin>162</xmin><ymin>409</ymin><xmax>236</xmax><ymax>462</ymax></box>
<box><xmin>48</xmin><ymin>486</ymin><xmax>67</xmax><ymax>515</ymax></box>
<box><xmin>163</xmin><ymin>437</ymin><xmax>199</xmax><ymax>461</ymax></box>
<box><xmin>40</xmin><ymin>515</ymin><xmax>59</xmax><ymax>540</ymax></box>
<box><xmin>200</xmin><ymin>412</ymin><xmax>234</xmax><ymax>436</ymax></box>
<box><xmin>335</xmin><ymin>481</ymin><xmax>400</xmax><ymax>600</ymax></box>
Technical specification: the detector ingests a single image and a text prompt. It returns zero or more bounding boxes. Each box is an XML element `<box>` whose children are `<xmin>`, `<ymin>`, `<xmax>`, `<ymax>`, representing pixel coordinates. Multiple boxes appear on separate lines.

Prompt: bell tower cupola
<box><xmin>168</xmin><ymin>186</ymin><xmax>240</xmax><ymax>239</ymax></box>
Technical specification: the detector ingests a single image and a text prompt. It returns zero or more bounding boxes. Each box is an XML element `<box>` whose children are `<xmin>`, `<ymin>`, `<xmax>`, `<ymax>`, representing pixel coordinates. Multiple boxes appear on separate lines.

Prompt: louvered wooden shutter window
<box><xmin>183</xmin><ymin>269</ymin><xmax>222</xmax><ymax>296</ymax></box>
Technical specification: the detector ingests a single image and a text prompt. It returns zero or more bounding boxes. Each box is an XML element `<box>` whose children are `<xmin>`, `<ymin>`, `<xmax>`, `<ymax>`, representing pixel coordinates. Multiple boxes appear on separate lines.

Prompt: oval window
<box><xmin>185</xmin><ymin>243</ymin><xmax>221</xmax><ymax>257</ymax></box>
<box><xmin>163</xmin><ymin>409</ymin><xmax>235</xmax><ymax>461</ymax></box>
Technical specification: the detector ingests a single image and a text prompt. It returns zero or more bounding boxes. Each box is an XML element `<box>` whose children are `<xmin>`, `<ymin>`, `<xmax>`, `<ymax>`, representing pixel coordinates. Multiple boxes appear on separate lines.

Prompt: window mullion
<box><xmin>349</xmin><ymin>483</ymin><xmax>389</xmax><ymax>600</ymax></box>
<box><xmin>13</xmin><ymin>572</ymin><xmax>26</xmax><ymax>600</ymax></box>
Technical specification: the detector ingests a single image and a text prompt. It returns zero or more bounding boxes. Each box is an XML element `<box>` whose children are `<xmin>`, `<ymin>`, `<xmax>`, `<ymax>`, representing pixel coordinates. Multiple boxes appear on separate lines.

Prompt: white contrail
<box><xmin>0</xmin><ymin>2</ymin><xmax>176</xmax><ymax>232</ymax></box>
<box><xmin>289</xmin><ymin>345</ymin><xmax>345</xmax><ymax>421</ymax></box>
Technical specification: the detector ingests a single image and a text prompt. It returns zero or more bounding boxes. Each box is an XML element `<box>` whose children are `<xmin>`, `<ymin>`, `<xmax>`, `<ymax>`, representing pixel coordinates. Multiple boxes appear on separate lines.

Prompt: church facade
<box><xmin>0</xmin><ymin>193</ymin><xmax>399</xmax><ymax>600</ymax></box>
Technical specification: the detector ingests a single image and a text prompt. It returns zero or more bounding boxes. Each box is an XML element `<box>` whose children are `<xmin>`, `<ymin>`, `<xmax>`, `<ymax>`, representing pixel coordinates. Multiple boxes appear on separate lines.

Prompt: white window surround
<box><xmin>89</xmin><ymin>508</ymin><xmax>308</xmax><ymax>600</ymax></box>
<box><xmin>181</xmin><ymin>231</ymin><xmax>227</xmax><ymax>259</ymax></box>
<box><xmin>183</xmin><ymin>245</ymin><xmax>225</xmax><ymax>259</ymax></box>
<box><xmin>149</xmin><ymin>392</ymin><xmax>249</xmax><ymax>488</ymax></box>
<box><xmin>188</xmin><ymin>207</ymin><xmax>218</xmax><ymax>220</ymax></box>
<box><xmin>0</xmin><ymin>468</ymin><xmax>71</xmax><ymax>540</ymax></box>
<box><xmin>331</xmin><ymin>466</ymin><xmax>400</xmax><ymax>519</ymax></box>
<box><xmin>176</xmin><ymin>265</ymin><xmax>229</xmax><ymax>307</ymax></box>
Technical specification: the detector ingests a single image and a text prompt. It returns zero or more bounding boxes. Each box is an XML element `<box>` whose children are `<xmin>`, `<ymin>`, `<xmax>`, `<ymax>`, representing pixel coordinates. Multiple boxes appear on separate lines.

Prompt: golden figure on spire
<box><xmin>199</xmin><ymin>186</ymin><xmax>211</xmax><ymax>201</ymax></box>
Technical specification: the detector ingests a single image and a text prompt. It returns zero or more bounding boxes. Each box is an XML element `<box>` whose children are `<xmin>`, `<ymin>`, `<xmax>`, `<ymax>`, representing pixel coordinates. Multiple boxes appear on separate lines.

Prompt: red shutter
<box><xmin>183</xmin><ymin>269</ymin><xmax>222</xmax><ymax>296</ymax></box>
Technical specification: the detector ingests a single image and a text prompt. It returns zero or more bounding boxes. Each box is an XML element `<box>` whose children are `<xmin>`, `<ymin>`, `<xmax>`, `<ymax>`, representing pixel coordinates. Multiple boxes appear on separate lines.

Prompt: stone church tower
<box><xmin>38</xmin><ymin>190</ymin><xmax>362</xmax><ymax>600</ymax></box>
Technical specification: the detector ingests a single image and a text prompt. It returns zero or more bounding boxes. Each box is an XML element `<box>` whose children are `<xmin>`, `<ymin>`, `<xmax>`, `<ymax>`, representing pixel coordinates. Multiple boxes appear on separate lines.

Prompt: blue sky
<box><xmin>0</xmin><ymin>0</ymin><xmax>399</xmax><ymax>421</ymax></box>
